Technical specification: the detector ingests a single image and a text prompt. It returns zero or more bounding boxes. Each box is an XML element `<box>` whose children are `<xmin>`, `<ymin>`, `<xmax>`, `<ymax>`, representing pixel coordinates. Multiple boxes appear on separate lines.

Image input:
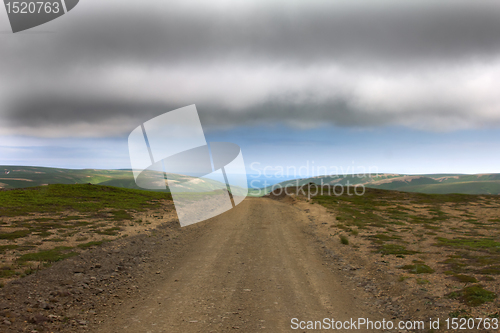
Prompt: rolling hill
<box><xmin>3</xmin><ymin>166</ymin><xmax>500</xmax><ymax>195</ymax></box>
<box><xmin>262</xmin><ymin>173</ymin><xmax>500</xmax><ymax>195</ymax></box>
<box><xmin>0</xmin><ymin>166</ymin><xmax>228</xmax><ymax>193</ymax></box>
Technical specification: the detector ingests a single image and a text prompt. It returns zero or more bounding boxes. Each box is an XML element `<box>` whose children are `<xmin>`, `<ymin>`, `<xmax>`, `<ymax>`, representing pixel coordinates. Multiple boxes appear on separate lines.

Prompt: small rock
<box><xmin>47</xmin><ymin>314</ymin><xmax>60</xmax><ymax>321</ymax></box>
<box><xmin>28</xmin><ymin>314</ymin><xmax>49</xmax><ymax>324</ymax></box>
<box><xmin>40</xmin><ymin>302</ymin><xmax>52</xmax><ymax>310</ymax></box>
<box><xmin>3</xmin><ymin>319</ymin><xmax>11</xmax><ymax>325</ymax></box>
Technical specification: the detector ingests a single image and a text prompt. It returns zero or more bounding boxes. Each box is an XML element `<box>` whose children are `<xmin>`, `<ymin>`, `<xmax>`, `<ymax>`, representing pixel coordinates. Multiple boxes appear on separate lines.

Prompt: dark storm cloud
<box><xmin>7</xmin><ymin>94</ymin><xmax>359</xmax><ymax>130</ymax></box>
<box><xmin>2</xmin><ymin>0</ymin><xmax>500</xmax><ymax>136</ymax></box>
<box><xmin>5</xmin><ymin>91</ymin><xmax>488</xmax><ymax>137</ymax></box>
<box><xmin>7</xmin><ymin>95</ymin><xmax>176</xmax><ymax>127</ymax></box>
<box><xmin>3</xmin><ymin>0</ymin><xmax>500</xmax><ymax>71</ymax></box>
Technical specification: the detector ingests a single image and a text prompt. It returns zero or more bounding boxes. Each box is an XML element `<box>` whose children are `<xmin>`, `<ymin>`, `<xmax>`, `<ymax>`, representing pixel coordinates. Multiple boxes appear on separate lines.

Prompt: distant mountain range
<box><xmin>0</xmin><ymin>166</ymin><xmax>225</xmax><ymax>193</ymax></box>
<box><xmin>2</xmin><ymin>166</ymin><xmax>500</xmax><ymax>195</ymax></box>
<box><xmin>263</xmin><ymin>173</ymin><xmax>500</xmax><ymax>195</ymax></box>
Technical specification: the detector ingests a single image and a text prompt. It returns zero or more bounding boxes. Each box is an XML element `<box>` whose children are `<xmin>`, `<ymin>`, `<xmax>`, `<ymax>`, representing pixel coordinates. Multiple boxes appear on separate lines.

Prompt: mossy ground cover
<box><xmin>303</xmin><ymin>186</ymin><xmax>500</xmax><ymax>312</ymax></box>
<box><xmin>0</xmin><ymin>183</ymin><xmax>171</xmax><ymax>217</ymax></box>
<box><xmin>451</xmin><ymin>274</ymin><xmax>478</xmax><ymax>283</ymax></box>
<box><xmin>0</xmin><ymin>229</ymin><xmax>31</xmax><ymax>240</ymax></box>
<box><xmin>448</xmin><ymin>285</ymin><xmax>497</xmax><ymax>307</ymax></box>
<box><xmin>376</xmin><ymin>244</ymin><xmax>418</xmax><ymax>256</ymax></box>
<box><xmin>17</xmin><ymin>247</ymin><xmax>78</xmax><ymax>263</ymax></box>
<box><xmin>77</xmin><ymin>240</ymin><xmax>109</xmax><ymax>249</ymax></box>
<box><xmin>436</xmin><ymin>237</ymin><xmax>500</xmax><ymax>253</ymax></box>
<box><xmin>339</xmin><ymin>235</ymin><xmax>349</xmax><ymax>245</ymax></box>
<box><xmin>0</xmin><ymin>184</ymin><xmax>173</xmax><ymax>284</ymax></box>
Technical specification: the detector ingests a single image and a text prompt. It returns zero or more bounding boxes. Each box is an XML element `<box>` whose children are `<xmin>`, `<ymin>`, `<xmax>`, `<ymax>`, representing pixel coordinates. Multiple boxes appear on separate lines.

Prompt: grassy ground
<box><xmin>0</xmin><ymin>184</ymin><xmax>173</xmax><ymax>284</ymax></box>
<box><xmin>301</xmin><ymin>186</ymin><xmax>500</xmax><ymax>316</ymax></box>
<box><xmin>0</xmin><ymin>183</ymin><xmax>171</xmax><ymax>217</ymax></box>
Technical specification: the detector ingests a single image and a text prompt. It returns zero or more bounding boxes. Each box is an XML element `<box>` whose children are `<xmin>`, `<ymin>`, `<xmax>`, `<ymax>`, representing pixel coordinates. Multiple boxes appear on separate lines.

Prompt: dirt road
<box><xmin>95</xmin><ymin>198</ymin><xmax>382</xmax><ymax>333</ymax></box>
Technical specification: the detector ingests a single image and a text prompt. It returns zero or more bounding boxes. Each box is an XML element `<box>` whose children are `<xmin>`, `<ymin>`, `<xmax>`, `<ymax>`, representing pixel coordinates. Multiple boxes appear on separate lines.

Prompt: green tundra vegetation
<box><xmin>306</xmin><ymin>186</ymin><xmax>500</xmax><ymax>308</ymax></box>
<box><xmin>0</xmin><ymin>184</ymin><xmax>173</xmax><ymax>282</ymax></box>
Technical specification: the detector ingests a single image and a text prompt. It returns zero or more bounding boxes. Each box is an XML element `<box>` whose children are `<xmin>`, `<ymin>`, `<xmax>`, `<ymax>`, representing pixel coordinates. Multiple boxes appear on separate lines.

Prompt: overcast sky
<box><xmin>1</xmin><ymin>0</ymin><xmax>500</xmax><ymax>174</ymax></box>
